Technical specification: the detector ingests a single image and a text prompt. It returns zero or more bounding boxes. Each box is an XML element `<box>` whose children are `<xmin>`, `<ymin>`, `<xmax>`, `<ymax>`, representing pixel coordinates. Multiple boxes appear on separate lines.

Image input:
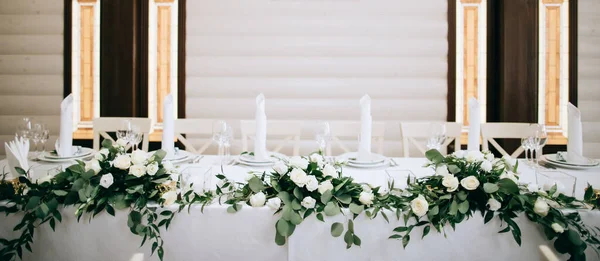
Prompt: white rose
<box><xmin>95</xmin><ymin>148</ymin><xmax>109</xmax><ymax>161</ymax></box>
<box><xmin>410</xmin><ymin>195</ymin><xmax>429</xmax><ymax>217</ymax></box>
<box><xmin>162</xmin><ymin>161</ymin><xmax>174</xmax><ymax>172</ymax></box>
<box><xmin>502</xmin><ymin>155</ymin><xmax>517</xmax><ymax>167</ymax></box>
<box><xmin>466</xmin><ymin>151</ymin><xmax>484</xmax><ymax>163</ymax></box>
<box><xmin>309</xmin><ymin>153</ymin><xmax>324</xmax><ymax>166</ymax></box>
<box><xmin>378</xmin><ymin>186</ymin><xmax>389</xmax><ymax>196</ymax></box>
<box><xmin>113</xmin><ymin>154</ymin><xmax>132</xmax><ymax>170</ymax></box>
<box><xmin>85</xmin><ymin>159</ymin><xmax>102</xmax><ymax>174</ymax></box>
<box><xmin>131</xmin><ymin>150</ymin><xmax>148</xmax><ymax>165</ymax></box>
<box><xmin>129</xmin><ymin>164</ymin><xmax>147</xmax><ymax>178</ymax></box>
<box><xmin>500</xmin><ymin>171</ymin><xmax>519</xmax><ymax>184</ymax></box>
<box><xmin>266</xmin><ymin>197</ymin><xmax>281</xmax><ymax>210</ymax></box>
<box><xmin>290</xmin><ymin>168</ymin><xmax>308</xmax><ymax>187</ymax></box>
<box><xmin>289</xmin><ymin>156</ymin><xmax>309</xmax><ymax>170</ymax></box>
<box><xmin>480</xmin><ymin>160</ymin><xmax>493</xmax><ymax>172</ymax></box>
<box><xmin>361</xmin><ymin>184</ymin><xmax>372</xmax><ymax>193</ymax></box>
<box><xmin>453</xmin><ymin>150</ymin><xmax>466</xmax><ymax>159</ymax></box>
<box><xmin>116</xmin><ymin>138</ymin><xmax>128</xmax><ymax>147</ymax></box>
<box><xmin>301</xmin><ymin>196</ymin><xmax>316</xmax><ymax>209</ymax></box>
<box><xmin>322</xmin><ymin>164</ymin><xmax>337</xmax><ymax>178</ymax></box>
<box><xmin>460</xmin><ymin>176</ymin><xmax>480</xmax><ymax>190</ymax></box>
<box><xmin>273</xmin><ymin>162</ymin><xmax>288</xmax><ymax>175</ymax></box>
<box><xmin>146</xmin><ymin>162</ymin><xmax>159</xmax><ymax>176</ymax></box>
<box><xmin>318</xmin><ymin>180</ymin><xmax>334</xmax><ymax>194</ymax></box>
<box><xmin>436</xmin><ymin>165</ymin><xmax>450</xmax><ymax>176</ymax></box>
<box><xmin>527</xmin><ymin>183</ymin><xmax>540</xmax><ymax>193</ymax></box>
<box><xmin>534</xmin><ymin>198</ymin><xmax>550</xmax><ymax>217</ymax></box>
<box><xmin>484</xmin><ymin>151</ymin><xmax>495</xmax><ymax>161</ymax></box>
<box><xmin>100</xmin><ymin>173</ymin><xmax>114</xmax><ymax>189</ymax></box>
<box><xmin>442</xmin><ymin>174</ymin><xmax>460</xmax><ymax>192</ymax></box>
<box><xmin>359</xmin><ymin>191</ymin><xmax>375</xmax><ymax>206</ymax></box>
<box><xmin>161</xmin><ymin>191</ymin><xmax>177</xmax><ymax>206</ymax></box>
<box><xmin>487</xmin><ymin>198</ymin><xmax>501</xmax><ymax>211</ymax></box>
<box><xmin>551</xmin><ymin>223</ymin><xmax>565</xmax><ymax>233</ymax></box>
<box><xmin>249</xmin><ymin>192</ymin><xmax>266</xmax><ymax>207</ymax></box>
<box><xmin>305</xmin><ymin>176</ymin><xmax>319</xmax><ymax>192</ymax></box>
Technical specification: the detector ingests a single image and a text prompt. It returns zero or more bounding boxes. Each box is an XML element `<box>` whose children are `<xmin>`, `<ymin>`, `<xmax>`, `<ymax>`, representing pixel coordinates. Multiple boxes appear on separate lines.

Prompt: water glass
<box><xmin>128</xmin><ymin>125</ymin><xmax>143</xmax><ymax>151</ymax></box>
<box><xmin>536</xmin><ymin>170</ymin><xmax>576</xmax><ymax>197</ymax></box>
<box><xmin>426</xmin><ymin>123</ymin><xmax>447</xmax><ymax>151</ymax></box>
<box><xmin>40</xmin><ymin>129</ymin><xmax>50</xmax><ymax>153</ymax></box>
<box><xmin>31</xmin><ymin>123</ymin><xmax>44</xmax><ymax>156</ymax></box>
<box><xmin>533</xmin><ymin>124</ymin><xmax>548</xmax><ymax>167</ymax></box>
<box><xmin>16</xmin><ymin>117</ymin><xmax>32</xmax><ymax>141</ymax></box>
<box><xmin>117</xmin><ymin>120</ymin><xmax>132</xmax><ymax>145</ymax></box>
<box><xmin>181</xmin><ymin>166</ymin><xmax>214</xmax><ymax>194</ymax></box>
<box><xmin>521</xmin><ymin>136</ymin><xmax>534</xmax><ymax>164</ymax></box>
<box><xmin>212</xmin><ymin>121</ymin><xmax>233</xmax><ymax>165</ymax></box>
<box><xmin>315</xmin><ymin>121</ymin><xmax>332</xmax><ymax>153</ymax></box>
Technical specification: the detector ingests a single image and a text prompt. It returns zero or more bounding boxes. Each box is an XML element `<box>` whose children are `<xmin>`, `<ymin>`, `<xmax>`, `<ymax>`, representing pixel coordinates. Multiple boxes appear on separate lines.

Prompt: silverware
<box><xmin>192</xmin><ymin>155</ymin><xmax>204</xmax><ymax>164</ymax></box>
<box><xmin>389</xmin><ymin>158</ymin><xmax>399</xmax><ymax>167</ymax></box>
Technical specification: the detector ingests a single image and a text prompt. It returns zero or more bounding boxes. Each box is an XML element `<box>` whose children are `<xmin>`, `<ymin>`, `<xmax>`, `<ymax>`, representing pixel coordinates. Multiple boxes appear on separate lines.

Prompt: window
<box><xmin>538</xmin><ymin>0</ymin><xmax>569</xmax><ymax>144</ymax></box>
<box><xmin>455</xmin><ymin>0</ymin><xmax>487</xmax><ymax>141</ymax></box>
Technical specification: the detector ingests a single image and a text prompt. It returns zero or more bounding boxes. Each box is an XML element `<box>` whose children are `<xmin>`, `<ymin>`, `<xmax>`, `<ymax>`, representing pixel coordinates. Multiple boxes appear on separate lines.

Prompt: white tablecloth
<box><xmin>1</xmin><ymin>156</ymin><xmax>600</xmax><ymax>261</ymax></box>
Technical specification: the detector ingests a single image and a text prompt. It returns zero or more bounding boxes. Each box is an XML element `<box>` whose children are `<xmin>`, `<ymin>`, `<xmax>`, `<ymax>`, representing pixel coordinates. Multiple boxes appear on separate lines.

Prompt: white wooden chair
<box><xmin>174</xmin><ymin>119</ymin><xmax>216</xmax><ymax>154</ymax></box>
<box><xmin>538</xmin><ymin>245</ymin><xmax>559</xmax><ymax>261</ymax></box>
<box><xmin>400</xmin><ymin>122</ymin><xmax>462</xmax><ymax>157</ymax></box>
<box><xmin>481</xmin><ymin>123</ymin><xmax>536</xmax><ymax>157</ymax></box>
<box><xmin>326</xmin><ymin>121</ymin><xmax>386</xmax><ymax>156</ymax></box>
<box><xmin>240</xmin><ymin>120</ymin><xmax>303</xmax><ymax>156</ymax></box>
<box><xmin>92</xmin><ymin>117</ymin><xmax>152</xmax><ymax>151</ymax></box>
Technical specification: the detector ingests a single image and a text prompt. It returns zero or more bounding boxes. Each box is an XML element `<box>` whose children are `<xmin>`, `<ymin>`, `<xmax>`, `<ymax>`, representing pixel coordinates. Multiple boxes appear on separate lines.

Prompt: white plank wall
<box><xmin>579</xmin><ymin>0</ymin><xmax>600</xmax><ymax>158</ymax></box>
<box><xmin>186</xmin><ymin>0</ymin><xmax>448</xmax><ymax>156</ymax></box>
<box><xmin>0</xmin><ymin>0</ymin><xmax>63</xmax><ymax>155</ymax></box>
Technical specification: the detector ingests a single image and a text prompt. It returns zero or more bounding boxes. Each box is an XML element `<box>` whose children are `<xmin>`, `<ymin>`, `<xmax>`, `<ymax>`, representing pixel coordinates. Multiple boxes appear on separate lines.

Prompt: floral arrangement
<box><xmin>0</xmin><ymin>139</ymin><xmax>180</xmax><ymax>261</ymax></box>
<box><xmin>1</xmin><ymin>148</ymin><xmax>600</xmax><ymax>261</ymax></box>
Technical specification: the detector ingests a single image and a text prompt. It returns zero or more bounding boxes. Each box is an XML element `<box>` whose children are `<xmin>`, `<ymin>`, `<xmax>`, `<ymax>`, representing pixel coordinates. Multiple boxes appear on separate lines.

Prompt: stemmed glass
<box><xmin>16</xmin><ymin>117</ymin><xmax>32</xmax><ymax>141</ymax></box>
<box><xmin>212</xmin><ymin>121</ymin><xmax>233</xmax><ymax>165</ymax></box>
<box><xmin>521</xmin><ymin>136</ymin><xmax>533</xmax><ymax>164</ymax></box>
<box><xmin>117</xmin><ymin>120</ymin><xmax>132</xmax><ymax>147</ymax></box>
<box><xmin>128</xmin><ymin>125</ymin><xmax>143</xmax><ymax>151</ymax></box>
<box><xmin>31</xmin><ymin>123</ymin><xmax>44</xmax><ymax>157</ymax></box>
<box><xmin>426</xmin><ymin>123</ymin><xmax>447</xmax><ymax>151</ymax></box>
<box><xmin>40</xmin><ymin>128</ymin><xmax>50</xmax><ymax>155</ymax></box>
<box><xmin>533</xmin><ymin>124</ymin><xmax>548</xmax><ymax>167</ymax></box>
<box><xmin>315</xmin><ymin>122</ymin><xmax>332</xmax><ymax>154</ymax></box>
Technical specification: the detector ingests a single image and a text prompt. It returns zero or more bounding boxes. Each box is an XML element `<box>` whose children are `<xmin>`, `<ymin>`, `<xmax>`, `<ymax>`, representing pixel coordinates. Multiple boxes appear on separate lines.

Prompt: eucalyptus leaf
<box><xmin>278</xmin><ymin>191</ymin><xmax>291</xmax><ymax>205</ymax></box>
<box><xmin>331</xmin><ymin>222</ymin><xmax>344</xmax><ymax>237</ymax></box>
<box><xmin>293</xmin><ymin>187</ymin><xmax>303</xmax><ymax>200</ymax></box>
<box><xmin>335</xmin><ymin>194</ymin><xmax>352</xmax><ymax>204</ymax></box>
<box><xmin>349</xmin><ymin>203</ymin><xmax>364</xmax><ymax>215</ymax></box>
<box><xmin>497</xmin><ymin>178</ymin><xmax>519</xmax><ymax>194</ymax></box>
<box><xmin>320</xmin><ymin>190</ymin><xmax>332</xmax><ymax>204</ymax></box>
<box><xmin>449</xmin><ymin>199</ymin><xmax>458</xmax><ymax>216</ymax></box>
<box><xmin>448</xmin><ymin>165</ymin><xmax>461</xmax><ymax>174</ymax></box>
<box><xmin>458</xmin><ymin>200</ymin><xmax>469</xmax><ymax>214</ymax></box>
<box><xmin>324</xmin><ymin>202</ymin><xmax>340</xmax><ymax>216</ymax></box>
<box><xmin>425</xmin><ymin>149</ymin><xmax>444</xmax><ymax>164</ymax></box>
<box><xmin>248</xmin><ymin>176</ymin><xmax>265</xmax><ymax>193</ymax></box>
<box><xmin>483</xmin><ymin>183</ymin><xmax>499</xmax><ymax>194</ymax></box>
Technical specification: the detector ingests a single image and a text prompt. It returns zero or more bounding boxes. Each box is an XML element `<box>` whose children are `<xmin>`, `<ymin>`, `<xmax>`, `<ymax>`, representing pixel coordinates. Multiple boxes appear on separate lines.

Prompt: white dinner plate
<box><xmin>37</xmin><ymin>151</ymin><xmax>93</xmax><ymax>163</ymax></box>
<box><xmin>541</xmin><ymin>158</ymin><xmax>599</xmax><ymax>170</ymax></box>
<box><xmin>338</xmin><ymin>152</ymin><xmax>389</xmax><ymax>169</ymax></box>
<box><xmin>543</xmin><ymin>154</ymin><xmax>599</xmax><ymax>167</ymax></box>
<box><xmin>44</xmin><ymin>147</ymin><xmax>93</xmax><ymax>159</ymax></box>
<box><xmin>239</xmin><ymin>152</ymin><xmax>286</xmax><ymax>164</ymax></box>
<box><xmin>236</xmin><ymin>158</ymin><xmax>276</xmax><ymax>167</ymax></box>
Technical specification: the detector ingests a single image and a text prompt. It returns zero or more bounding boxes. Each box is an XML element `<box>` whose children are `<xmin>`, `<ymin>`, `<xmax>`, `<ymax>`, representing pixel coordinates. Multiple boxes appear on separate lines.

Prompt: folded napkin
<box><xmin>567</xmin><ymin>103</ymin><xmax>586</xmax><ymax>163</ymax></box>
<box><xmin>357</xmin><ymin>95</ymin><xmax>372</xmax><ymax>161</ymax></box>
<box><xmin>161</xmin><ymin>94</ymin><xmax>175</xmax><ymax>155</ymax></box>
<box><xmin>57</xmin><ymin>94</ymin><xmax>74</xmax><ymax>157</ymax></box>
<box><xmin>254</xmin><ymin>94</ymin><xmax>268</xmax><ymax>161</ymax></box>
<box><xmin>467</xmin><ymin>97</ymin><xmax>481</xmax><ymax>151</ymax></box>
<box><xmin>4</xmin><ymin>137</ymin><xmax>30</xmax><ymax>180</ymax></box>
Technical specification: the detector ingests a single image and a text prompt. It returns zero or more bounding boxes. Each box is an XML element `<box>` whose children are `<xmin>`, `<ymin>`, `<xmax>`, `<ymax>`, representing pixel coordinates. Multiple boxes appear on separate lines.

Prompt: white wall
<box><xmin>0</xmin><ymin>0</ymin><xmax>63</xmax><ymax>155</ymax></box>
<box><xmin>579</xmin><ymin>0</ymin><xmax>600</xmax><ymax>158</ymax></box>
<box><xmin>185</xmin><ymin>0</ymin><xmax>449</xmax><ymax>156</ymax></box>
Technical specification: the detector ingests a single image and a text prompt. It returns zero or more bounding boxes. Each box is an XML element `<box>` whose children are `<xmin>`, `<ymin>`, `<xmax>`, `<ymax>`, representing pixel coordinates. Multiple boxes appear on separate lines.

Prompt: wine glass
<box><xmin>16</xmin><ymin>117</ymin><xmax>32</xmax><ymax>141</ymax></box>
<box><xmin>40</xmin><ymin>128</ymin><xmax>50</xmax><ymax>154</ymax></box>
<box><xmin>426</xmin><ymin>123</ymin><xmax>447</xmax><ymax>151</ymax></box>
<box><xmin>521</xmin><ymin>137</ymin><xmax>533</xmax><ymax>164</ymax></box>
<box><xmin>117</xmin><ymin>120</ymin><xmax>132</xmax><ymax>146</ymax></box>
<box><xmin>315</xmin><ymin>121</ymin><xmax>332</xmax><ymax>154</ymax></box>
<box><xmin>533</xmin><ymin>124</ymin><xmax>548</xmax><ymax>167</ymax></box>
<box><xmin>128</xmin><ymin>125</ymin><xmax>143</xmax><ymax>151</ymax></box>
<box><xmin>212</xmin><ymin>121</ymin><xmax>233</xmax><ymax>165</ymax></box>
<box><xmin>31</xmin><ymin>123</ymin><xmax>44</xmax><ymax>157</ymax></box>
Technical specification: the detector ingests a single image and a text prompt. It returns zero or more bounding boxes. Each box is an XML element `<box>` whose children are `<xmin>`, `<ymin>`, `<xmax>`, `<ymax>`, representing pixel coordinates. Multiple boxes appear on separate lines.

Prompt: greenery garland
<box><xmin>1</xmin><ymin>146</ymin><xmax>600</xmax><ymax>261</ymax></box>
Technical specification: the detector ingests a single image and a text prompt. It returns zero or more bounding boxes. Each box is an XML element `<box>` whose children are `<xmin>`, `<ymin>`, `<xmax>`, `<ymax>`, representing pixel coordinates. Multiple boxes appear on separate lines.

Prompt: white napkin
<box><xmin>357</xmin><ymin>95</ymin><xmax>372</xmax><ymax>161</ymax></box>
<box><xmin>57</xmin><ymin>94</ymin><xmax>74</xmax><ymax>157</ymax></box>
<box><xmin>467</xmin><ymin>97</ymin><xmax>481</xmax><ymax>151</ymax></box>
<box><xmin>567</xmin><ymin>103</ymin><xmax>585</xmax><ymax>163</ymax></box>
<box><xmin>4</xmin><ymin>137</ymin><xmax>30</xmax><ymax>180</ymax></box>
<box><xmin>254</xmin><ymin>94</ymin><xmax>268</xmax><ymax>161</ymax></box>
<box><xmin>161</xmin><ymin>94</ymin><xmax>175</xmax><ymax>155</ymax></box>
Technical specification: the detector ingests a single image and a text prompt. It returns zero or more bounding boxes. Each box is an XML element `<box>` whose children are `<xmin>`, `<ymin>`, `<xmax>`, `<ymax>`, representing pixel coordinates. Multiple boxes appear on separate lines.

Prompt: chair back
<box><xmin>400</xmin><ymin>122</ymin><xmax>462</xmax><ymax>157</ymax></box>
<box><xmin>92</xmin><ymin>117</ymin><xmax>152</xmax><ymax>151</ymax></box>
<box><xmin>174</xmin><ymin>119</ymin><xmax>216</xmax><ymax>154</ymax></box>
<box><xmin>481</xmin><ymin>123</ymin><xmax>536</xmax><ymax>157</ymax></box>
<box><xmin>326</xmin><ymin>121</ymin><xmax>386</xmax><ymax>156</ymax></box>
<box><xmin>240</xmin><ymin>120</ymin><xmax>303</xmax><ymax>156</ymax></box>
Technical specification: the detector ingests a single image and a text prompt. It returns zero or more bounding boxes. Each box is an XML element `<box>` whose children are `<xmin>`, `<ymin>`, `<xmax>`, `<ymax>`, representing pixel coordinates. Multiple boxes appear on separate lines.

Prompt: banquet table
<box><xmin>1</xmin><ymin>155</ymin><xmax>600</xmax><ymax>261</ymax></box>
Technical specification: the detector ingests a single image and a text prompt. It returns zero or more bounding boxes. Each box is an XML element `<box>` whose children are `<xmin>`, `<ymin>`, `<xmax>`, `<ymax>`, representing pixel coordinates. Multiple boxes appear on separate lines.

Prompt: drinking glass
<box><xmin>16</xmin><ymin>117</ymin><xmax>32</xmax><ymax>141</ymax></box>
<box><xmin>212</xmin><ymin>121</ymin><xmax>233</xmax><ymax>165</ymax></box>
<box><xmin>533</xmin><ymin>124</ymin><xmax>548</xmax><ymax>167</ymax></box>
<box><xmin>521</xmin><ymin>137</ymin><xmax>533</xmax><ymax>164</ymax></box>
<box><xmin>128</xmin><ymin>125</ymin><xmax>143</xmax><ymax>151</ymax></box>
<box><xmin>426</xmin><ymin>123</ymin><xmax>447</xmax><ymax>151</ymax></box>
<box><xmin>31</xmin><ymin>123</ymin><xmax>44</xmax><ymax>156</ymax></box>
<box><xmin>40</xmin><ymin>129</ymin><xmax>50</xmax><ymax>154</ymax></box>
<box><xmin>315</xmin><ymin>121</ymin><xmax>332</xmax><ymax>153</ymax></box>
<box><xmin>116</xmin><ymin>120</ymin><xmax>132</xmax><ymax>145</ymax></box>
<box><xmin>536</xmin><ymin>170</ymin><xmax>576</xmax><ymax>197</ymax></box>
